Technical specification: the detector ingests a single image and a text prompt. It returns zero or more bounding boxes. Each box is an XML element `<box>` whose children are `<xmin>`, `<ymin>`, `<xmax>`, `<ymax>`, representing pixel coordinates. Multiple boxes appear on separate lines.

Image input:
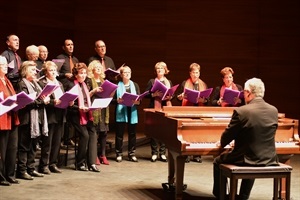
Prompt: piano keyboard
<box><xmin>276</xmin><ymin>142</ymin><xmax>298</xmax><ymax>147</ymax></box>
<box><xmin>186</xmin><ymin>142</ymin><xmax>232</xmax><ymax>149</ymax></box>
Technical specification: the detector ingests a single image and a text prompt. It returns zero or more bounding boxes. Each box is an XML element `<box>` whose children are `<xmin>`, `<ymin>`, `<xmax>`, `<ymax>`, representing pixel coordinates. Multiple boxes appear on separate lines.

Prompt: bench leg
<box><xmin>229</xmin><ymin>177</ymin><xmax>238</xmax><ymax>200</ymax></box>
<box><xmin>273</xmin><ymin>178</ymin><xmax>279</xmax><ymax>200</ymax></box>
<box><xmin>285</xmin><ymin>174</ymin><xmax>291</xmax><ymax>200</ymax></box>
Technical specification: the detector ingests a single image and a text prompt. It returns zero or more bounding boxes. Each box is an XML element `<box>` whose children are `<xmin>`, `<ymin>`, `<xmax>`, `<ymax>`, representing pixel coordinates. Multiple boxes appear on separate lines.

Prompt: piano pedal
<box><xmin>162</xmin><ymin>183</ymin><xmax>187</xmax><ymax>192</ymax></box>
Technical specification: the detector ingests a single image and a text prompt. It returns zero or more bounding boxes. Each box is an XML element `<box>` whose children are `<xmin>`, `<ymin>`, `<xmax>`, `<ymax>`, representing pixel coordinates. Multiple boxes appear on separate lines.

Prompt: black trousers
<box><xmin>70</xmin><ymin>119</ymin><xmax>97</xmax><ymax>167</ymax></box>
<box><xmin>213</xmin><ymin>155</ymin><xmax>255</xmax><ymax>200</ymax></box>
<box><xmin>150</xmin><ymin>138</ymin><xmax>166</xmax><ymax>156</ymax></box>
<box><xmin>17</xmin><ymin>125</ymin><xmax>38</xmax><ymax>174</ymax></box>
<box><xmin>115</xmin><ymin>122</ymin><xmax>137</xmax><ymax>157</ymax></box>
<box><xmin>39</xmin><ymin>122</ymin><xmax>64</xmax><ymax>169</ymax></box>
<box><xmin>0</xmin><ymin>125</ymin><xmax>18</xmax><ymax>181</ymax></box>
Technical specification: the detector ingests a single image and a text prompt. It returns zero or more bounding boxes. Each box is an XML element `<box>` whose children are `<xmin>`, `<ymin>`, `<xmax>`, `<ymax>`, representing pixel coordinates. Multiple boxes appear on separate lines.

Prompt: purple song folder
<box><xmin>89</xmin><ymin>98</ymin><xmax>113</xmax><ymax>111</ymax></box>
<box><xmin>223</xmin><ymin>88</ymin><xmax>244</xmax><ymax>105</ymax></box>
<box><xmin>120</xmin><ymin>92</ymin><xmax>138</xmax><ymax>107</ymax></box>
<box><xmin>13</xmin><ymin>92</ymin><xmax>37</xmax><ymax>111</ymax></box>
<box><xmin>52</xmin><ymin>59</ymin><xmax>65</xmax><ymax>71</ymax></box>
<box><xmin>120</xmin><ymin>91</ymin><xmax>150</xmax><ymax>107</ymax></box>
<box><xmin>37</xmin><ymin>83</ymin><xmax>59</xmax><ymax>99</ymax></box>
<box><xmin>1</xmin><ymin>95</ymin><xmax>17</xmax><ymax>106</ymax></box>
<box><xmin>184</xmin><ymin>88</ymin><xmax>213</xmax><ymax>104</ymax></box>
<box><xmin>104</xmin><ymin>68</ymin><xmax>120</xmax><ymax>78</ymax></box>
<box><xmin>151</xmin><ymin>79</ymin><xmax>179</xmax><ymax>101</ymax></box>
<box><xmin>0</xmin><ymin>103</ymin><xmax>18</xmax><ymax>116</ymax></box>
<box><xmin>96</xmin><ymin>80</ymin><xmax>118</xmax><ymax>98</ymax></box>
<box><xmin>55</xmin><ymin>84</ymin><xmax>79</xmax><ymax>109</ymax></box>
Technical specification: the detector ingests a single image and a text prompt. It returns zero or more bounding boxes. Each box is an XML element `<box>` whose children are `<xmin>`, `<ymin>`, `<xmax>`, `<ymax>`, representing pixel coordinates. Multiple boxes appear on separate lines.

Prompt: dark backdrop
<box><xmin>1</xmin><ymin>1</ymin><xmax>299</xmax><ymax>132</ymax></box>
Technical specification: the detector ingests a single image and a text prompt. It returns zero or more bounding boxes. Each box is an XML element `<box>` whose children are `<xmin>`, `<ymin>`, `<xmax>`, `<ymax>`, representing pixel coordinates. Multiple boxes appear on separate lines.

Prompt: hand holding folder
<box><xmin>37</xmin><ymin>83</ymin><xmax>59</xmax><ymax>99</ymax></box>
<box><xmin>151</xmin><ymin>79</ymin><xmax>179</xmax><ymax>101</ymax></box>
<box><xmin>184</xmin><ymin>88</ymin><xmax>213</xmax><ymax>104</ymax></box>
<box><xmin>96</xmin><ymin>80</ymin><xmax>118</xmax><ymax>98</ymax></box>
<box><xmin>223</xmin><ymin>88</ymin><xmax>244</xmax><ymax>105</ymax></box>
<box><xmin>13</xmin><ymin>91</ymin><xmax>37</xmax><ymax>111</ymax></box>
<box><xmin>55</xmin><ymin>84</ymin><xmax>79</xmax><ymax>109</ymax></box>
<box><xmin>120</xmin><ymin>91</ymin><xmax>149</xmax><ymax>107</ymax></box>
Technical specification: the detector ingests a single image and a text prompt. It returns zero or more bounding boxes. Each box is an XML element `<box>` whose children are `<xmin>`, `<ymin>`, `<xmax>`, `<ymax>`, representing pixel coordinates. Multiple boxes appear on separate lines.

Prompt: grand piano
<box><xmin>144</xmin><ymin>106</ymin><xmax>299</xmax><ymax>200</ymax></box>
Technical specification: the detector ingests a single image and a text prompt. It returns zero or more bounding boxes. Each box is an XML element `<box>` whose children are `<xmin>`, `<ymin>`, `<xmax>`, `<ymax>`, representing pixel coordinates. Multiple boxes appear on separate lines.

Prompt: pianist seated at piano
<box><xmin>176</xmin><ymin>63</ymin><xmax>209</xmax><ymax>163</ymax></box>
<box><xmin>213</xmin><ymin>77</ymin><xmax>279</xmax><ymax>200</ymax></box>
<box><xmin>145</xmin><ymin>61</ymin><xmax>174</xmax><ymax>162</ymax></box>
<box><xmin>211</xmin><ymin>66</ymin><xmax>244</xmax><ymax>107</ymax></box>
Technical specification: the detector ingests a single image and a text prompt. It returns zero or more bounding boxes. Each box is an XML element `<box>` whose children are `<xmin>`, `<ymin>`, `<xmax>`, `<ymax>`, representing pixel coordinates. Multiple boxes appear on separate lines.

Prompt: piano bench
<box><xmin>219</xmin><ymin>163</ymin><xmax>292</xmax><ymax>200</ymax></box>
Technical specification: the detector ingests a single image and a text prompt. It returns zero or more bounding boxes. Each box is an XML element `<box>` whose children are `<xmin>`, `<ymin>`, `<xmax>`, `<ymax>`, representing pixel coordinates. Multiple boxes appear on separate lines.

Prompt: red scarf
<box><xmin>74</xmin><ymin>80</ymin><xmax>93</xmax><ymax>125</ymax></box>
<box><xmin>220</xmin><ymin>83</ymin><xmax>238</xmax><ymax>107</ymax></box>
<box><xmin>0</xmin><ymin>76</ymin><xmax>20</xmax><ymax>130</ymax></box>
<box><xmin>182</xmin><ymin>78</ymin><xmax>207</xmax><ymax>106</ymax></box>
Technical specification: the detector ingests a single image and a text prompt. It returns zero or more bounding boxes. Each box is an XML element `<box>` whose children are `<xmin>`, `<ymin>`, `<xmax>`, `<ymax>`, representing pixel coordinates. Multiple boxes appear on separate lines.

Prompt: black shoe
<box><xmin>28</xmin><ymin>170</ymin><xmax>44</xmax><ymax>177</ymax></box>
<box><xmin>193</xmin><ymin>156</ymin><xmax>202</xmax><ymax>163</ymax></box>
<box><xmin>49</xmin><ymin>165</ymin><xmax>62</xmax><ymax>173</ymax></box>
<box><xmin>39</xmin><ymin>167</ymin><xmax>51</xmax><ymax>175</ymax></box>
<box><xmin>0</xmin><ymin>180</ymin><xmax>11</xmax><ymax>186</ymax></box>
<box><xmin>185</xmin><ymin>156</ymin><xmax>191</xmax><ymax>163</ymax></box>
<box><xmin>88</xmin><ymin>164</ymin><xmax>100</xmax><ymax>173</ymax></box>
<box><xmin>16</xmin><ymin>172</ymin><xmax>34</xmax><ymax>180</ymax></box>
<box><xmin>6</xmin><ymin>177</ymin><xmax>20</xmax><ymax>184</ymax></box>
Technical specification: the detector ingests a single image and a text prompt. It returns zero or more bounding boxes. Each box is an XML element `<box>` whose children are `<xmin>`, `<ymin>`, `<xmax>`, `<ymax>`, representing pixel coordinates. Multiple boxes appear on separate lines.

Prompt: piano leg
<box><xmin>163</xmin><ymin>150</ymin><xmax>187</xmax><ymax>200</ymax></box>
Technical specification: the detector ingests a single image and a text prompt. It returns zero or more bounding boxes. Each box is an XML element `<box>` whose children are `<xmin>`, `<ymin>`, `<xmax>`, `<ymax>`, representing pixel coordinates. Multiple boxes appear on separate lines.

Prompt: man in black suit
<box><xmin>87</xmin><ymin>40</ymin><xmax>116</xmax><ymax>82</ymax></box>
<box><xmin>56</xmin><ymin>39</ymin><xmax>79</xmax><ymax>91</ymax></box>
<box><xmin>56</xmin><ymin>39</ymin><xmax>79</xmax><ymax>147</ymax></box>
<box><xmin>212</xmin><ymin>77</ymin><xmax>279</xmax><ymax>200</ymax></box>
<box><xmin>1</xmin><ymin>34</ymin><xmax>22</xmax><ymax>90</ymax></box>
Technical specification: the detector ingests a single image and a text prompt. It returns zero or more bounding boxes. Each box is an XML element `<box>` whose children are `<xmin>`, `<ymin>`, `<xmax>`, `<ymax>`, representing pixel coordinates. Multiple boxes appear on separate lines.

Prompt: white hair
<box><xmin>244</xmin><ymin>77</ymin><xmax>265</xmax><ymax>98</ymax></box>
<box><xmin>0</xmin><ymin>55</ymin><xmax>7</xmax><ymax>65</ymax></box>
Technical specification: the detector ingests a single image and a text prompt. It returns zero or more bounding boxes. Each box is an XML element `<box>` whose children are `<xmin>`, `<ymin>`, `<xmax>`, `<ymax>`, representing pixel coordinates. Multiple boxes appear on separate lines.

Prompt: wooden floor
<box><xmin>1</xmin><ymin>133</ymin><xmax>300</xmax><ymax>200</ymax></box>
<box><xmin>56</xmin><ymin>132</ymin><xmax>149</xmax><ymax>167</ymax></box>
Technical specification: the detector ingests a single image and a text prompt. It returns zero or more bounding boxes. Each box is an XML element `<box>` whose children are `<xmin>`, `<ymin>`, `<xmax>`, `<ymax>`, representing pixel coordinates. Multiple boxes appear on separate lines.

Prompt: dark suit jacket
<box><xmin>1</xmin><ymin>49</ymin><xmax>22</xmax><ymax>89</ymax></box>
<box><xmin>211</xmin><ymin>84</ymin><xmax>244</xmax><ymax>106</ymax></box>
<box><xmin>87</xmin><ymin>55</ymin><xmax>115</xmax><ymax>70</ymax></box>
<box><xmin>56</xmin><ymin>53</ymin><xmax>79</xmax><ymax>90</ymax></box>
<box><xmin>220</xmin><ymin>97</ymin><xmax>279</xmax><ymax>166</ymax></box>
<box><xmin>17</xmin><ymin>79</ymin><xmax>46</xmax><ymax>126</ymax></box>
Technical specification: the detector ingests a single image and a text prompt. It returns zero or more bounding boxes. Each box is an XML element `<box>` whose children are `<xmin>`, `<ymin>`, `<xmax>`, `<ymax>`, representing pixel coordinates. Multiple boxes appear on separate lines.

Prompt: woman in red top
<box><xmin>0</xmin><ymin>56</ymin><xmax>20</xmax><ymax>186</ymax></box>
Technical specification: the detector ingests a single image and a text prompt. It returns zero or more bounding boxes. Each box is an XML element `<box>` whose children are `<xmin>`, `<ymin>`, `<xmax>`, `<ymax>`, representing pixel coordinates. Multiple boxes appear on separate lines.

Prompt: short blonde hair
<box><xmin>189</xmin><ymin>63</ymin><xmax>200</xmax><ymax>72</ymax></box>
<box><xmin>154</xmin><ymin>61</ymin><xmax>170</xmax><ymax>75</ymax></box>
<box><xmin>20</xmin><ymin>61</ymin><xmax>37</xmax><ymax>78</ymax></box>
<box><xmin>42</xmin><ymin>61</ymin><xmax>57</xmax><ymax>74</ymax></box>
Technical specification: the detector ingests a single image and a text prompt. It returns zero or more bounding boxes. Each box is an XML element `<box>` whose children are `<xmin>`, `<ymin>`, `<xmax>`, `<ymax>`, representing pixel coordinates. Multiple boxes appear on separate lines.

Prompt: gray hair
<box><xmin>244</xmin><ymin>77</ymin><xmax>265</xmax><ymax>98</ymax></box>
